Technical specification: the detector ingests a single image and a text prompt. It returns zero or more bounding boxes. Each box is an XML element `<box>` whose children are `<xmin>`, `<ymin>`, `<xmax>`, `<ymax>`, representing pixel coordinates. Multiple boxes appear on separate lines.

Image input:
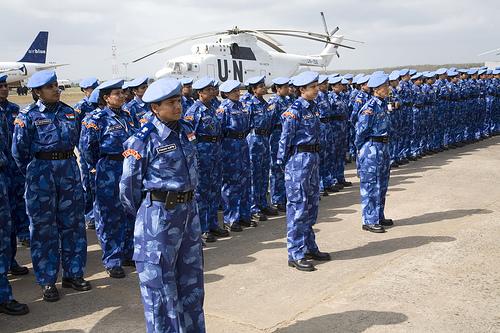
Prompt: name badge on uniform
<box><xmin>35</xmin><ymin>119</ymin><xmax>52</xmax><ymax>126</ymax></box>
<box><xmin>109</xmin><ymin>124</ymin><xmax>122</xmax><ymax>132</ymax></box>
<box><xmin>156</xmin><ymin>144</ymin><xmax>177</xmax><ymax>154</ymax></box>
<box><xmin>303</xmin><ymin>113</ymin><xmax>313</xmax><ymax>120</ymax></box>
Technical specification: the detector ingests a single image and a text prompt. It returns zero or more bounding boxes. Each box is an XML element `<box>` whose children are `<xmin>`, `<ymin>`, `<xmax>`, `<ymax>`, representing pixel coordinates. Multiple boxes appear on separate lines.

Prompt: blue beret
<box><xmin>288</xmin><ymin>76</ymin><xmax>297</xmax><ymax>86</ymax></box>
<box><xmin>89</xmin><ymin>89</ymin><xmax>100</xmax><ymax>104</ymax></box>
<box><xmin>272</xmin><ymin>77</ymin><xmax>290</xmax><ymax>85</ymax></box>
<box><xmin>341</xmin><ymin>78</ymin><xmax>349</xmax><ymax>84</ymax></box>
<box><xmin>219</xmin><ymin>80</ymin><xmax>241</xmax><ymax>93</ymax></box>
<box><xmin>180</xmin><ymin>77</ymin><xmax>193</xmax><ymax>85</ymax></box>
<box><xmin>246</xmin><ymin>75</ymin><xmax>265</xmax><ymax>86</ymax></box>
<box><xmin>193</xmin><ymin>77</ymin><xmax>214</xmax><ymax>90</ymax></box>
<box><xmin>328</xmin><ymin>76</ymin><xmax>342</xmax><ymax>85</ymax></box>
<box><xmin>142</xmin><ymin>78</ymin><xmax>181</xmax><ymax>103</ymax></box>
<box><xmin>372</xmin><ymin>70</ymin><xmax>385</xmax><ymax>76</ymax></box>
<box><xmin>343</xmin><ymin>73</ymin><xmax>354</xmax><ymax>80</ymax></box>
<box><xmin>353</xmin><ymin>73</ymin><xmax>365</xmax><ymax>83</ymax></box>
<box><xmin>330</xmin><ymin>73</ymin><xmax>340</xmax><ymax>77</ymax></box>
<box><xmin>486</xmin><ymin>69</ymin><xmax>493</xmax><ymax>75</ymax></box>
<box><xmin>467</xmin><ymin>69</ymin><xmax>477</xmax><ymax>75</ymax></box>
<box><xmin>97</xmin><ymin>79</ymin><xmax>124</xmax><ymax>91</ymax></box>
<box><xmin>478</xmin><ymin>69</ymin><xmax>487</xmax><ymax>75</ymax></box>
<box><xmin>293</xmin><ymin>71</ymin><xmax>319</xmax><ymax>87</ymax></box>
<box><xmin>409</xmin><ymin>69</ymin><xmax>417</xmax><ymax>76</ymax></box>
<box><xmin>79</xmin><ymin>77</ymin><xmax>99</xmax><ymax>89</ymax></box>
<box><xmin>367</xmin><ymin>74</ymin><xmax>389</xmax><ymax>88</ymax></box>
<box><xmin>480</xmin><ymin>66</ymin><xmax>488</xmax><ymax>70</ymax></box>
<box><xmin>318</xmin><ymin>75</ymin><xmax>329</xmax><ymax>84</ymax></box>
<box><xmin>357</xmin><ymin>75</ymin><xmax>371</xmax><ymax>85</ymax></box>
<box><xmin>447</xmin><ymin>70</ymin><xmax>459</xmax><ymax>77</ymax></box>
<box><xmin>388</xmin><ymin>72</ymin><xmax>400</xmax><ymax>81</ymax></box>
<box><xmin>411</xmin><ymin>72</ymin><xmax>423</xmax><ymax>80</ymax></box>
<box><xmin>0</xmin><ymin>75</ymin><xmax>7</xmax><ymax>83</ymax></box>
<box><xmin>493</xmin><ymin>69</ymin><xmax>500</xmax><ymax>75</ymax></box>
<box><xmin>27</xmin><ymin>70</ymin><xmax>57</xmax><ymax>88</ymax></box>
<box><xmin>457</xmin><ymin>69</ymin><xmax>468</xmax><ymax>74</ymax></box>
<box><xmin>449</xmin><ymin>67</ymin><xmax>457</xmax><ymax>71</ymax></box>
<box><xmin>399</xmin><ymin>68</ymin><xmax>410</xmax><ymax>76</ymax></box>
<box><xmin>423</xmin><ymin>71</ymin><xmax>435</xmax><ymax>78</ymax></box>
<box><xmin>435</xmin><ymin>68</ymin><xmax>447</xmax><ymax>75</ymax></box>
<box><xmin>128</xmin><ymin>76</ymin><xmax>149</xmax><ymax>88</ymax></box>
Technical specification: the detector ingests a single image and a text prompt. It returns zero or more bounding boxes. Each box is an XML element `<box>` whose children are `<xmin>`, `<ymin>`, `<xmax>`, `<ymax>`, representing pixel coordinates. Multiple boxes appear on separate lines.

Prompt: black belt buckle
<box><xmin>164</xmin><ymin>191</ymin><xmax>193</xmax><ymax>210</ymax></box>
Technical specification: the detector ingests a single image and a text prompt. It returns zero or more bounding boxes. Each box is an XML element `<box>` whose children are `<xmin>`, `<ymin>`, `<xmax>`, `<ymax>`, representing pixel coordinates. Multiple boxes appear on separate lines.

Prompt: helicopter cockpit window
<box><xmin>230</xmin><ymin>43</ymin><xmax>256</xmax><ymax>60</ymax></box>
<box><xmin>186</xmin><ymin>63</ymin><xmax>199</xmax><ymax>72</ymax></box>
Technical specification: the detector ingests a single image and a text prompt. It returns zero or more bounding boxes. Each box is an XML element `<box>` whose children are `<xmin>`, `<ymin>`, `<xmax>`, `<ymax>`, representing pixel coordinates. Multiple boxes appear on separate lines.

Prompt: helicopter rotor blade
<box><xmin>320</xmin><ymin>12</ymin><xmax>330</xmax><ymax>40</ymax></box>
<box><xmin>478</xmin><ymin>48</ymin><xmax>500</xmax><ymax>57</ymax></box>
<box><xmin>256</xmin><ymin>29</ymin><xmax>329</xmax><ymax>40</ymax></box>
<box><xmin>330</xmin><ymin>26</ymin><xmax>339</xmax><ymax>36</ymax></box>
<box><xmin>261</xmin><ymin>31</ymin><xmax>355</xmax><ymax>49</ymax></box>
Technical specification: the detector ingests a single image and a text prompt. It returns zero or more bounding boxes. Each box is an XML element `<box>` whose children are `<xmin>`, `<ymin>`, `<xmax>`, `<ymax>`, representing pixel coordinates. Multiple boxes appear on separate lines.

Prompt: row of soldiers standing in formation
<box><xmin>0</xmin><ymin>66</ymin><xmax>499</xmax><ymax>331</ymax></box>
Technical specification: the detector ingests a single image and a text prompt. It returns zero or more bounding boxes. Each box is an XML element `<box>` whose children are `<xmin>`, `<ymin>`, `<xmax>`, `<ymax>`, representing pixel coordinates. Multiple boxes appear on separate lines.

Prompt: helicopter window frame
<box><xmin>230</xmin><ymin>43</ymin><xmax>256</xmax><ymax>61</ymax></box>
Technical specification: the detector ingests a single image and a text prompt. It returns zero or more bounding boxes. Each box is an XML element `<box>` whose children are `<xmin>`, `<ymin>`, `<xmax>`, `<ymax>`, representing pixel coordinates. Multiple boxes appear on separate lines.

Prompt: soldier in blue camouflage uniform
<box><xmin>278</xmin><ymin>71</ymin><xmax>331</xmax><ymax>272</ymax></box>
<box><xmin>433</xmin><ymin>68</ymin><xmax>449</xmax><ymax>150</ymax></box>
<box><xmin>184</xmin><ymin>77</ymin><xmax>224</xmax><ymax>241</ymax></box>
<box><xmin>123</xmin><ymin>76</ymin><xmax>150</xmax><ymax>126</ymax></box>
<box><xmin>245</xmin><ymin>75</ymin><xmax>279</xmax><ymax>221</ymax></box>
<box><xmin>448</xmin><ymin>70</ymin><xmax>462</xmax><ymax>147</ymax></box>
<box><xmin>12</xmin><ymin>70</ymin><xmax>91</xmax><ymax>302</ymax></box>
<box><xmin>0</xmin><ymin>109</ymin><xmax>29</xmax><ymax>316</ymax></box>
<box><xmin>74</xmin><ymin>77</ymin><xmax>99</xmax><ymax>230</ymax></box>
<box><xmin>180</xmin><ymin>78</ymin><xmax>195</xmax><ymax>115</ymax></box>
<box><xmin>387</xmin><ymin>71</ymin><xmax>401</xmax><ymax>167</ymax></box>
<box><xmin>492</xmin><ymin>69</ymin><xmax>500</xmax><ymax>134</ymax></box>
<box><xmin>355</xmin><ymin>73</ymin><xmax>393</xmax><ymax>234</ymax></box>
<box><xmin>315</xmin><ymin>75</ymin><xmax>334</xmax><ymax>196</ymax></box>
<box><xmin>328</xmin><ymin>77</ymin><xmax>352</xmax><ymax>190</ymax></box>
<box><xmin>396</xmin><ymin>69</ymin><xmax>412</xmax><ymax>163</ymax></box>
<box><xmin>421</xmin><ymin>72</ymin><xmax>437</xmax><ymax>154</ymax></box>
<box><xmin>409</xmin><ymin>72</ymin><xmax>424</xmax><ymax>159</ymax></box>
<box><xmin>217</xmin><ymin>80</ymin><xmax>252</xmax><ymax>232</ymax></box>
<box><xmin>120</xmin><ymin>78</ymin><xmax>205</xmax><ymax>333</ymax></box>
<box><xmin>0</xmin><ymin>75</ymin><xmax>30</xmax><ymax>276</ymax></box>
<box><xmin>268</xmin><ymin>77</ymin><xmax>291</xmax><ymax>211</ymax></box>
<box><xmin>80</xmin><ymin>79</ymin><xmax>137</xmax><ymax>278</ymax></box>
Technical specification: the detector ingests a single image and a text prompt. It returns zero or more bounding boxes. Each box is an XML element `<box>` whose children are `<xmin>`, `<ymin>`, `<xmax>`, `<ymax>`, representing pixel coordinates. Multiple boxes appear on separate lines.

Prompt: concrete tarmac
<box><xmin>2</xmin><ymin>136</ymin><xmax>499</xmax><ymax>333</ymax></box>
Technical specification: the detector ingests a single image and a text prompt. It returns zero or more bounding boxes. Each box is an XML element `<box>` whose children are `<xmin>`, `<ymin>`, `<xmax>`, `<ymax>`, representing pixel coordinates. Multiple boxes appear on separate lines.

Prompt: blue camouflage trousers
<box><xmin>0</xmin><ymin>170</ymin><xmax>14</xmax><ymax>303</ymax></box>
<box><xmin>269</xmin><ymin>129</ymin><xmax>286</xmax><ymax>205</ymax></box>
<box><xmin>25</xmin><ymin>158</ymin><xmax>87</xmax><ymax>285</ymax></box>
<box><xmin>80</xmin><ymin>157</ymin><xmax>95</xmax><ymax>223</ymax></box>
<box><xmin>248</xmin><ymin>134</ymin><xmax>271</xmax><ymax>213</ymax></box>
<box><xmin>331</xmin><ymin>121</ymin><xmax>348</xmax><ymax>184</ymax></box>
<box><xmin>94</xmin><ymin>158</ymin><xmax>134</xmax><ymax>268</ymax></box>
<box><xmin>221</xmin><ymin>138</ymin><xmax>251</xmax><ymax>225</ymax></box>
<box><xmin>7</xmin><ymin>159</ymin><xmax>30</xmax><ymax>242</ymax></box>
<box><xmin>319</xmin><ymin>122</ymin><xmax>334</xmax><ymax>190</ymax></box>
<box><xmin>135</xmin><ymin>198</ymin><xmax>205</xmax><ymax>333</ymax></box>
<box><xmin>410</xmin><ymin>107</ymin><xmax>422</xmax><ymax>156</ymax></box>
<box><xmin>358</xmin><ymin>141</ymin><xmax>391</xmax><ymax>225</ymax></box>
<box><xmin>195</xmin><ymin>142</ymin><xmax>221</xmax><ymax>232</ymax></box>
<box><xmin>285</xmin><ymin>152</ymin><xmax>320</xmax><ymax>261</ymax></box>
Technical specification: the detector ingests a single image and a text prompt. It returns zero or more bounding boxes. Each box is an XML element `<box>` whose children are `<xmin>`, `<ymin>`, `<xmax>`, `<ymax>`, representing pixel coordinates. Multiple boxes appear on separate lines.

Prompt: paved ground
<box><xmin>1</xmin><ymin>136</ymin><xmax>499</xmax><ymax>333</ymax></box>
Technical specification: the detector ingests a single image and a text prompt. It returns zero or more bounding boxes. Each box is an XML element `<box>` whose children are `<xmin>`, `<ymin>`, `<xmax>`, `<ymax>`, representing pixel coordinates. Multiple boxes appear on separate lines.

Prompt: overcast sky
<box><xmin>2</xmin><ymin>0</ymin><xmax>498</xmax><ymax>81</ymax></box>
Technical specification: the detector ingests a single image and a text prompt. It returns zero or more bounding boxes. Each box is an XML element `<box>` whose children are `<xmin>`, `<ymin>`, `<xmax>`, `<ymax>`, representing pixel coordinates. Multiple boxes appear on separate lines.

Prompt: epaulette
<box><xmin>92</xmin><ymin>109</ymin><xmax>106</xmax><ymax>120</ymax></box>
<box><xmin>134</xmin><ymin>121</ymin><xmax>155</xmax><ymax>140</ymax></box>
<box><xmin>60</xmin><ymin>102</ymin><xmax>73</xmax><ymax>109</ymax></box>
<box><xmin>21</xmin><ymin>103</ymin><xmax>36</xmax><ymax>114</ymax></box>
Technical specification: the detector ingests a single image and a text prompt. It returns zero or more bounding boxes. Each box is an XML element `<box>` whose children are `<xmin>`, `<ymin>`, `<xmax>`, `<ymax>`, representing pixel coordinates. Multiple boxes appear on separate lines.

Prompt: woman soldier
<box><xmin>80</xmin><ymin>79</ymin><xmax>137</xmax><ymax>278</ymax></box>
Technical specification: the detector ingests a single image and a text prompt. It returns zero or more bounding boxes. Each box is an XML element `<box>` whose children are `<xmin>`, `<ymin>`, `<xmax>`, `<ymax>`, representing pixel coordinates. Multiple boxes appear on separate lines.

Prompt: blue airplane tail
<box><xmin>18</xmin><ymin>31</ymin><xmax>48</xmax><ymax>63</ymax></box>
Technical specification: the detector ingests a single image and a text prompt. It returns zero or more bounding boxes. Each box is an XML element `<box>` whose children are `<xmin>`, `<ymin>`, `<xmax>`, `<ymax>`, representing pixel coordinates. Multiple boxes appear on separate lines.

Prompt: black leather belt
<box><xmin>35</xmin><ymin>150</ymin><xmax>74</xmax><ymax>160</ymax></box>
<box><xmin>414</xmin><ymin>104</ymin><xmax>424</xmax><ymax>108</ymax></box>
<box><xmin>225</xmin><ymin>131</ymin><xmax>247</xmax><ymax>140</ymax></box>
<box><xmin>294</xmin><ymin>144</ymin><xmax>320</xmax><ymax>153</ymax></box>
<box><xmin>197</xmin><ymin>135</ymin><xmax>220</xmax><ymax>143</ymax></box>
<box><xmin>331</xmin><ymin>115</ymin><xmax>346</xmax><ymax>121</ymax></box>
<box><xmin>150</xmin><ymin>190</ymin><xmax>194</xmax><ymax>210</ymax></box>
<box><xmin>320</xmin><ymin>117</ymin><xmax>332</xmax><ymax>123</ymax></box>
<box><xmin>370</xmin><ymin>136</ymin><xmax>389</xmax><ymax>144</ymax></box>
<box><xmin>253</xmin><ymin>128</ymin><xmax>270</xmax><ymax>136</ymax></box>
<box><xmin>105</xmin><ymin>154</ymin><xmax>124</xmax><ymax>161</ymax></box>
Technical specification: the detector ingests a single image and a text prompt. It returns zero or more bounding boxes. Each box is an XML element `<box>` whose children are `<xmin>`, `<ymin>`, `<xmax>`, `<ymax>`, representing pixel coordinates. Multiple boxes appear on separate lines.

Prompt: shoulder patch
<box><xmin>216</xmin><ymin>107</ymin><xmax>224</xmax><ymax>115</ymax></box>
<box><xmin>282</xmin><ymin>111</ymin><xmax>297</xmax><ymax>119</ymax></box>
<box><xmin>361</xmin><ymin>108</ymin><xmax>374</xmax><ymax>115</ymax></box>
<box><xmin>123</xmin><ymin>148</ymin><xmax>142</xmax><ymax>160</ymax></box>
<box><xmin>21</xmin><ymin>103</ymin><xmax>36</xmax><ymax>114</ymax></box>
<box><xmin>92</xmin><ymin>109</ymin><xmax>106</xmax><ymax>119</ymax></box>
<box><xmin>139</xmin><ymin>118</ymin><xmax>148</xmax><ymax>124</ymax></box>
<box><xmin>135</xmin><ymin>121</ymin><xmax>155</xmax><ymax>140</ymax></box>
<box><xmin>184</xmin><ymin>115</ymin><xmax>194</xmax><ymax>121</ymax></box>
<box><xmin>86</xmin><ymin>122</ymin><xmax>99</xmax><ymax>130</ymax></box>
<box><xmin>14</xmin><ymin>118</ymin><xmax>25</xmax><ymax>128</ymax></box>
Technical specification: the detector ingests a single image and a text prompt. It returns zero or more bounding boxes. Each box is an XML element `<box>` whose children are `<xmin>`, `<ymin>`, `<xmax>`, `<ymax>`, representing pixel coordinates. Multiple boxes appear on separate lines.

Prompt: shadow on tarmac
<box><xmin>273</xmin><ymin>310</ymin><xmax>408</xmax><ymax>333</ymax></box>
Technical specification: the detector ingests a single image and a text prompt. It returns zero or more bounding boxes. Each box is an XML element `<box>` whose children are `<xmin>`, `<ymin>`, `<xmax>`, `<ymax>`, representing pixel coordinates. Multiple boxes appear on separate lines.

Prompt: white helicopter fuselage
<box><xmin>155</xmin><ymin>33</ymin><xmax>343</xmax><ymax>84</ymax></box>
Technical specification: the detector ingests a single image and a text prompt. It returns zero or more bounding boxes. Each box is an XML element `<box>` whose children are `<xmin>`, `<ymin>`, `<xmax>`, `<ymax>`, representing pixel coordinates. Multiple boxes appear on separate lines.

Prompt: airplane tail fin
<box><xmin>18</xmin><ymin>31</ymin><xmax>48</xmax><ymax>63</ymax></box>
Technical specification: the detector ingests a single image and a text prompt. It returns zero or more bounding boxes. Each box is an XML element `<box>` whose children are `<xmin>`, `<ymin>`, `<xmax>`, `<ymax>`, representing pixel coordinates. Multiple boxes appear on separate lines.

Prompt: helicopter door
<box><xmin>207</xmin><ymin>64</ymin><xmax>216</xmax><ymax>78</ymax></box>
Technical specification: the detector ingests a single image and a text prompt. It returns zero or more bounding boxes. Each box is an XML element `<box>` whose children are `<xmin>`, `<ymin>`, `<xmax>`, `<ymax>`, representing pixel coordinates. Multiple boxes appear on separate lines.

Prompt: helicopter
<box><xmin>131</xmin><ymin>12</ymin><xmax>362</xmax><ymax>85</ymax></box>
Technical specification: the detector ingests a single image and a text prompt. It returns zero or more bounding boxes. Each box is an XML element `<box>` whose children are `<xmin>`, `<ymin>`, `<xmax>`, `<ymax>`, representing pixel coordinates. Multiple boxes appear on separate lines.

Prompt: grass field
<box><xmin>8</xmin><ymin>87</ymin><xmax>85</xmax><ymax>107</ymax></box>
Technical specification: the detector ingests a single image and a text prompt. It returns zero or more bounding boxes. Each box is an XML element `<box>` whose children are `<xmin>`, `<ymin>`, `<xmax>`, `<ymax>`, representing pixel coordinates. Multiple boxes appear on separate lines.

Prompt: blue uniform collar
<box><xmin>134</xmin><ymin>96</ymin><xmax>145</xmax><ymax>107</ymax></box>
<box><xmin>297</xmin><ymin>96</ymin><xmax>312</xmax><ymax>109</ymax></box>
<box><xmin>151</xmin><ymin>115</ymin><xmax>173</xmax><ymax>141</ymax></box>
<box><xmin>36</xmin><ymin>99</ymin><xmax>60</xmax><ymax>113</ymax></box>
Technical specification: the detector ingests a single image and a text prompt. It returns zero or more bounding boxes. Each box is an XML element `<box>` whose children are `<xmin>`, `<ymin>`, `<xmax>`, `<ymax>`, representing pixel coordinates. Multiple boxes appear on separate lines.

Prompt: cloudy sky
<box><xmin>2</xmin><ymin>0</ymin><xmax>498</xmax><ymax>81</ymax></box>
